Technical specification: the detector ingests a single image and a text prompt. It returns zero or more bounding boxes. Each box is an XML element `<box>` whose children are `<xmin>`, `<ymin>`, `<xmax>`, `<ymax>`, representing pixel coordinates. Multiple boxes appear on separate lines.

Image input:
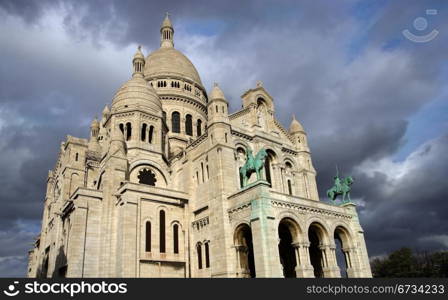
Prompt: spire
<box><xmin>160</xmin><ymin>13</ymin><xmax>174</xmax><ymax>48</ymax></box>
<box><xmin>103</xmin><ymin>104</ymin><xmax>110</xmax><ymax>118</ymax></box>
<box><xmin>132</xmin><ymin>45</ymin><xmax>145</xmax><ymax>78</ymax></box>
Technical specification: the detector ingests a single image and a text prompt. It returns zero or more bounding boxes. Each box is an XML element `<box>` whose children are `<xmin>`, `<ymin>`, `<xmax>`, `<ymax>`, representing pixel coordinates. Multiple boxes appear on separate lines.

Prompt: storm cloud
<box><xmin>0</xmin><ymin>0</ymin><xmax>446</xmax><ymax>276</ymax></box>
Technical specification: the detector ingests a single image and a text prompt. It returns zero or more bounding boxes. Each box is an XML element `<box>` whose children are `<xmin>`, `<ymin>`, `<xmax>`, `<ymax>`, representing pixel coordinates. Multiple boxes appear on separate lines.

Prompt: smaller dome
<box><xmin>111</xmin><ymin>76</ymin><xmax>162</xmax><ymax>114</ymax></box>
<box><xmin>90</xmin><ymin>118</ymin><xmax>100</xmax><ymax>128</ymax></box>
<box><xmin>289</xmin><ymin>115</ymin><xmax>305</xmax><ymax>134</ymax></box>
<box><xmin>133</xmin><ymin>45</ymin><xmax>144</xmax><ymax>61</ymax></box>
<box><xmin>161</xmin><ymin>14</ymin><xmax>173</xmax><ymax>29</ymax></box>
<box><xmin>210</xmin><ymin>83</ymin><xmax>226</xmax><ymax>101</ymax></box>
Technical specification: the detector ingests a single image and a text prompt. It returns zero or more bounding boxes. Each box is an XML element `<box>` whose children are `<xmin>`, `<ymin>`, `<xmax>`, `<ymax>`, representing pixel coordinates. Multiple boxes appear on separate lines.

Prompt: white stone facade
<box><xmin>27</xmin><ymin>15</ymin><xmax>372</xmax><ymax>278</ymax></box>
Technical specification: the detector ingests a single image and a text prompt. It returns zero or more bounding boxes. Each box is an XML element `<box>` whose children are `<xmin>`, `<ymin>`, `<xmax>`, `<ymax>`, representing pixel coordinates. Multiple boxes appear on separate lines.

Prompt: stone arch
<box><xmin>264</xmin><ymin>148</ymin><xmax>278</xmax><ymax>185</ymax></box>
<box><xmin>256</xmin><ymin>95</ymin><xmax>272</xmax><ymax>111</ymax></box>
<box><xmin>283</xmin><ymin>156</ymin><xmax>296</xmax><ymax>169</ymax></box>
<box><xmin>233</xmin><ymin>223</ymin><xmax>256</xmax><ymax>278</ymax></box>
<box><xmin>278</xmin><ymin>217</ymin><xmax>302</xmax><ymax>277</ymax></box>
<box><xmin>129</xmin><ymin>160</ymin><xmax>169</xmax><ymax>187</ymax></box>
<box><xmin>332</xmin><ymin>224</ymin><xmax>356</xmax><ymax>277</ymax></box>
<box><xmin>307</xmin><ymin>220</ymin><xmax>331</xmax><ymax>278</ymax></box>
<box><xmin>276</xmin><ymin>213</ymin><xmax>303</xmax><ymax>242</ymax></box>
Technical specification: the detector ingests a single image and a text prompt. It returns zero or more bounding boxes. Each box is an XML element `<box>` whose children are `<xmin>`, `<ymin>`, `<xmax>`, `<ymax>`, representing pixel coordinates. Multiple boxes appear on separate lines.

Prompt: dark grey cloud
<box><xmin>0</xmin><ymin>0</ymin><xmax>446</xmax><ymax>276</ymax></box>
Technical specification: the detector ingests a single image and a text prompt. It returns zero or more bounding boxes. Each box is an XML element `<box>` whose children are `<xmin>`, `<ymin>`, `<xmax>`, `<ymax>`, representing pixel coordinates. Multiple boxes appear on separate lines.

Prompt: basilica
<box><xmin>27</xmin><ymin>15</ymin><xmax>372</xmax><ymax>278</ymax></box>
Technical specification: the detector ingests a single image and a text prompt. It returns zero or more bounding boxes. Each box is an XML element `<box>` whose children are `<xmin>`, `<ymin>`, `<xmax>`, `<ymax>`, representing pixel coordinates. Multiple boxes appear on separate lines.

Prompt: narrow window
<box><xmin>225</xmin><ymin>133</ymin><xmax>228</xmax><ymax>143</ymax></box>
<box><xmin>287</xmin><ymin>179</ymin><xmax>292</xmax><ymax>195</ymax></box>
<box><xmin>196</xmin><ymin>171</ymin><xmax>199</xmax><ymax>185</ymax></box>
<box><xmin>141</xmin><ymin>123</ymin><xmax>147</xmax><ymax>141</ymax></box>
<box><xmin>75</xmin><ymin>153</ymin><xmax>78</xmax><ymax>161</ymax></box>
<box><xmin>173</xmin><ymin>224</ymin><xmax>179</xmax><ymax>254</ymax></box>
<box><xmin>206</xmin><ymin>165</ymin><xmax>209</xmax><ymax>180</ymax></box>
<box><xmin>159</xmin><ymin>210</ymin><xmax>166</xmax><ymax>253</ymax></box>
<box><xmin>205</xmin><ymin>242</ymin><xmax>210</xmax><ymax>268</ymax></box>
<box><xmin>197</xmin><ymin>119</ymin><xmax>202</xmax><ymax>136</ymax></box>
<box><xmin>149</xmin><ymin>126</ymin><xmax>154</xmax><ymax>144</ymax></box>
<box><xmin>185</xmin><ymin>114</ymin><xmax>193</xmax><ymax>136</ymax></box>
<box><xmin>264</xmin><ymin>156</ymin><xmax>272</xmax><ymax>185</ymax></box>
<box><xmin>222</xmin><ymin>106</ymin><xmax>224</xmax><ymax>113</ymax></box>
<box><xmin>197</xmin><ymin>243</ymin><xmax>203</xmax><ymax>269</ymax></box>
<box><xmin>201</xmin><ymin>162</ymin><xmax>204</xmax><ymax>183</ymax></box>
<box><xmin>119</xmin><ymin>123</ymin><xmax>124</xmax><ymax>135</ymax></box>
<box><xmin>145</xmin><ymin>221</ymin><xmax>151</xmax><ymax>252</ymax></box>
<box><xmin>171</xmin><ymin>112</ymin><xmax>180</xmax><ymax>133</ymax></box>
<box><xmin>126</xmin><ymin>122</ymin><xmax>132</xmax><ymax>141</ymax></box>
<box><xmin>215</xmin><ymin>105</ymin><xmax>218</xmax><ymax>113</ymax></box>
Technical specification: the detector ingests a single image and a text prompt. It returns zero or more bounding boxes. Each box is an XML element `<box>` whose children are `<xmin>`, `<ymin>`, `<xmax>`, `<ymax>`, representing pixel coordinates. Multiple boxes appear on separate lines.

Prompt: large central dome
<box><xmin>144</xmin><ymin>47</ymin><xmax>203</xmax><ymax>86</ymax></box>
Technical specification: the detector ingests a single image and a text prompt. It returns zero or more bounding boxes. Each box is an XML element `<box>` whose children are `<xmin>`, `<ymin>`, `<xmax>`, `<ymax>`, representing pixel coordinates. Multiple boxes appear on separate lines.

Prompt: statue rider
<box><xmin>333</xmin><ymin>175</ymin><xmax>342</xmax><ymax>192</ymax></box>
<box><xmin>334</xmin><ymin>165</ymin><xmax>342</xmax><ymax>191</ymax></box>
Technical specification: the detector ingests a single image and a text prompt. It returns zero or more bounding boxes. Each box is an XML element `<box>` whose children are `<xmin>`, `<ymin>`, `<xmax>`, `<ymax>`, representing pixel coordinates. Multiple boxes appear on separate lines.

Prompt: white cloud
<box><xmin>419</xmin><ymin>235</ymin><xmax>448</xmax><ymax>248</ymax></box>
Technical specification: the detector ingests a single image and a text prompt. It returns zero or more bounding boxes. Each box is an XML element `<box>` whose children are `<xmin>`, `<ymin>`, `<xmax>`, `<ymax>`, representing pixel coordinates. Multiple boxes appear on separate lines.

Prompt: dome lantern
<box><xmin>160</xmin><ymin>13</ymin><xmax>174</xmax><ymax>48</ymax></box>
<box><xmin>132</xmin><ymin>45</ymin><xmax>145</xmax><ymax>78</ymax></box>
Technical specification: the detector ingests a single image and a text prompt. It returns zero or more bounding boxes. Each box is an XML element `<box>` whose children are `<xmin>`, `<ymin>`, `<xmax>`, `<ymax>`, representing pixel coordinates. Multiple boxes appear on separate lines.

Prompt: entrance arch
<box><xmin>308</xmin><ymin>222</ymin><xmax>329</xmax><ymax>278</ymax></box>
<box><xmin>234</xmin><ymin>224</ymin><xmax>256</xmax><ymax>278</ymax></box>
<box><xmin>334</xmin><ymin>226</ymin><xmax>354</xmax><ymax>277</ymax></box>
<box><xmin>278</xmin><ymin>218</ymin><xmax>300</xmax><ymax>277</ymax></box>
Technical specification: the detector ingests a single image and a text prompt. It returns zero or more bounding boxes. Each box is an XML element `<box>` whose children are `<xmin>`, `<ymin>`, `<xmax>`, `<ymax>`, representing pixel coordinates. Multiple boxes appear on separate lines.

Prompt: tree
<box><xmin>371</xmin><ymin>247</ymin><xmax>448</xmax><ymax>278</ymax></box>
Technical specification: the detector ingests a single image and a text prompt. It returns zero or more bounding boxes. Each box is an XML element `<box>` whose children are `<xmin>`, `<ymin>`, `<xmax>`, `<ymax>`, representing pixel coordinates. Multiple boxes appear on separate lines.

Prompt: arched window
<box><xmin>148</xmin><ymin>126</ymin><xmax>154</xmax><ymax>144</ymax></box>
<box><xmin>171</xmin><ymin>112</ymin><xmax>180</xmax><ymax>133</ymax></box>
<box><xmin>205</xmin><ymin>242</ymin><xmax>210</xmax><ymax>268</ymax></box>
<box><xmin>145</xmin><ymin>221</ymin><xmax>151</xmax><ymax>252</ymax></box>
<box><xmin>197</xmin><ymin>119</ymin><xmax>202</xmax><ymax>136</ymax></box>
<box><xmin>119</xmin><ymin>123</ymin><xmax>124</xmax><ymax>135</ymax></box>
<box><xmin>287</xmin><ymin>179</ymin><xmax>292</xmax><ymax>195</ymax></box>
<box><xmin>173</xmin><ymin>224</ymin><xmax>179</xmax><ymax>254</ymax></box>
<box><xmin>138</xmin><ymin>168</ymin><xmax>157</xmax><ymax>186</ymax></box>
<box><xmin>141</xmin><ymin>123</ymin><xmax>147</xmax><ymax>141</ymax></box>
<box><xmin>159</xmin><ymin>210</ymin><xmax>166</xmax><ymax>253</ymax></box>
<box><xmin>197</xmin><ymin>243</ymin><xmax>203</xmax><ymax>269</ymax></box>
<box><xmin>126</xmin><ymin>122</ymin><xmax>132</xmax><ymax>141</ymax></box>
<box><xmin>185</xmin><ymin>114</ymin><xmax>193</xmax><ymax>136</ymax></box>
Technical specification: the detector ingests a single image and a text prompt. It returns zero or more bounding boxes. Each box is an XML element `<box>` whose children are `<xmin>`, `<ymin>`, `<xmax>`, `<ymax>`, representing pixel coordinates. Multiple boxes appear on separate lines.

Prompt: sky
<box><xmin>0</xmin><ymin>0</ymin><xmax>447</xmax><ymax>277</ymax></box>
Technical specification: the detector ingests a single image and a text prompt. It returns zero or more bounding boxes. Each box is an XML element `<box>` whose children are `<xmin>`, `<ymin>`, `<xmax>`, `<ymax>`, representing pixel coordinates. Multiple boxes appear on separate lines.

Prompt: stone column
<box><xmin>321</xmin><ymin>243</ymin><xmax>340</xmax><ymax>278</ymax></box>
<box><xmin>234</xmin><ymin>245</ymin><xmax>250</xmax><ymax>278</ymax></box>
<box><xmin>293</xmin><ymin>242</ymin><xmax>315</xmax><ymax>277</ymax></box>
<box><xmin>344</xmin><ymin>247</ymin><xmax>362</xmax><ymax>278</ymax></box>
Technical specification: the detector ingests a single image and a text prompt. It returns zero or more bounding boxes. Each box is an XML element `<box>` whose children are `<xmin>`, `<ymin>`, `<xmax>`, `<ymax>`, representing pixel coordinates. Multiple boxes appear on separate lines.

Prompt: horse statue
<box><xmin>239</xmin><ymin>148</ymin><xmax>268</xmax><ymax>187</ymax></box>
<box><xmin>326</xmin><ymin>173</ymin><xmax>354</xmax><ymax>204</ymax></box>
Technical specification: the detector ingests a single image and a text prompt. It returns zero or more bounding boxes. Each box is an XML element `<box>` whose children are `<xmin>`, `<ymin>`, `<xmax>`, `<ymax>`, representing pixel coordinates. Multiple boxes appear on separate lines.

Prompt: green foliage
<box><xmin>371</xmin><ymin>247</ymin><xmax>448</xmax><ymax>278</ymax></box>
